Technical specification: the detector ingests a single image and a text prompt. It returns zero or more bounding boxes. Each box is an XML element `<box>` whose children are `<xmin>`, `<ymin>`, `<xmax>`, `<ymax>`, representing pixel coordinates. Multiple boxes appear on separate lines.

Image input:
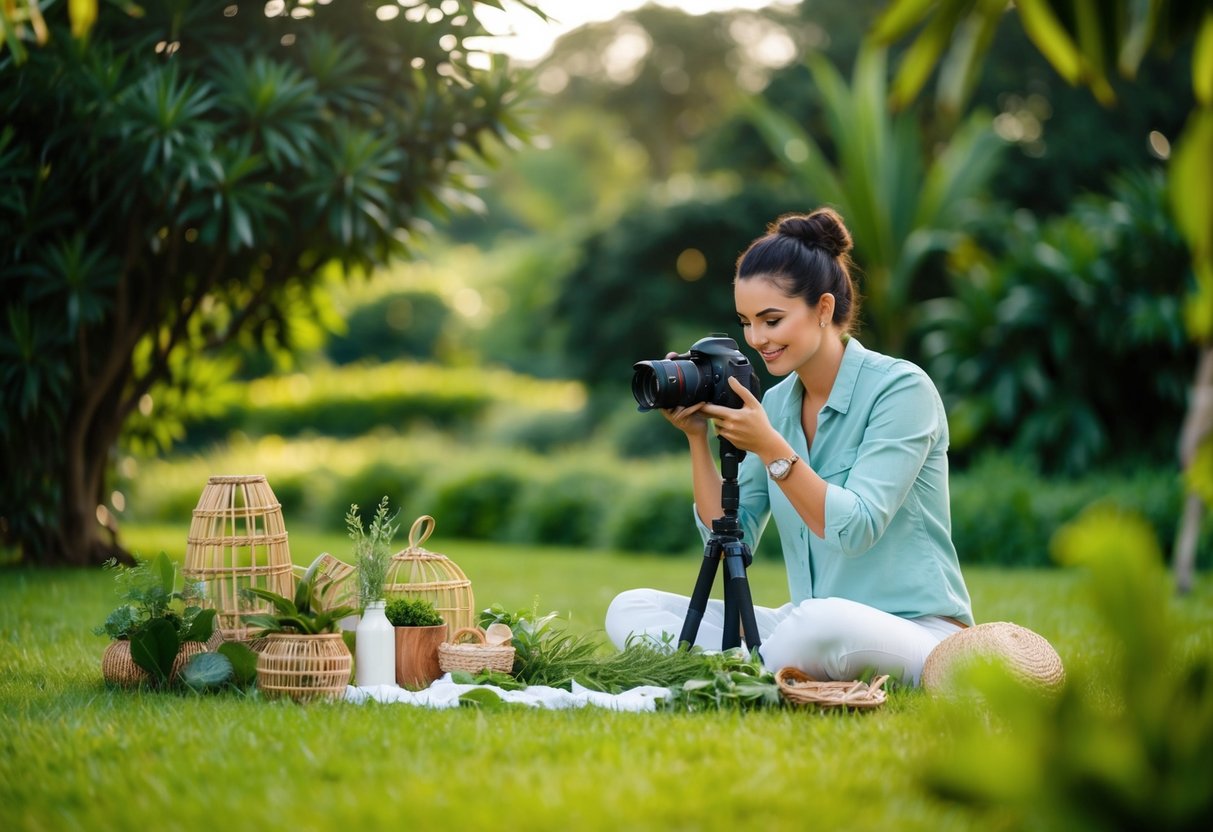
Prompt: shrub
<box><xmin>427</xmin><ymin>469</ymin><xmax>526</xmax><ymax>541</ymax></box>
<box><xmin>506</xmin><ymin>470</ymin><xmax>611</xmax><ymax>547</ymax></box>
<box><xmin>385</xmin><ymin>597</ymin><xmax>444</xmax><ymax>627</ymax></box>
<box><xmin>606</xmin><ymin>480</ymin><xmax>699</xmax><ymax>555</ymax></box>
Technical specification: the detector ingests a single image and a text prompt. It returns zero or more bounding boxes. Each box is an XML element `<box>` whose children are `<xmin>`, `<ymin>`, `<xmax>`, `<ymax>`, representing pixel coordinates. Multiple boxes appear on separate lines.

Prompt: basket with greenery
<box><xmin>94</xmin><ymin>552</ymin><xmax>219</xmax><ymax>688</ymax></box>
<box><xmin>242</xmin><ymin>564</ymin><xmax>360</xmax><ymax>701</ymax></box>
<box><xmin>385</xmin><ymin>597</ymin><xmax>445</xmax><ymax>628</ymax></box>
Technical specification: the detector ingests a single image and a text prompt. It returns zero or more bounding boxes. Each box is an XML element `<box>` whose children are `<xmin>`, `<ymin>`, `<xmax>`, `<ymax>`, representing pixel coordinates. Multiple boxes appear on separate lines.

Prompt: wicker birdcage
<box><xmin>383</xmin><ymin>515</ymin><xmax>475</xmax><ymax>639</ymax></box>
<box><xmin>184</xmin><ymin>475</ymin><xmax>295</xmax><ymax>642</ymax></box>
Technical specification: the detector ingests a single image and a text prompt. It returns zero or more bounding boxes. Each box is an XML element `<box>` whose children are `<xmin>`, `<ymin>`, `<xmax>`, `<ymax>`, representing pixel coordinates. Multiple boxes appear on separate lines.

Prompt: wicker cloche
<box><xmin>184</xmin><ymin>475</ymin><xmax>295</xmax><ymax>641</ymax></box>
<box><xmin>383</xmin><ymin>515</ymin><xmax>475</xmax><ymax>639</ymax></box>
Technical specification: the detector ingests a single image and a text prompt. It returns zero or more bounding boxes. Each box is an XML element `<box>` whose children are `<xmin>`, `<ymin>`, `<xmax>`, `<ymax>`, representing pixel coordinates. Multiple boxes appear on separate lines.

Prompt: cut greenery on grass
<box><xmin>2</xmin><ymin>525</ymin><xmax>1210</xmax><ymax>831</ymax></box>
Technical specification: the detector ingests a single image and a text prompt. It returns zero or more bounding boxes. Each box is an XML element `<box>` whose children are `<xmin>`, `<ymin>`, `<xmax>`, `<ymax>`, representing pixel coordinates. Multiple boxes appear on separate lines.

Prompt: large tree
<box><xmin>0</xmin><ymin>0</ymin><xmax>544</xmax><ymax>566</ymax></box>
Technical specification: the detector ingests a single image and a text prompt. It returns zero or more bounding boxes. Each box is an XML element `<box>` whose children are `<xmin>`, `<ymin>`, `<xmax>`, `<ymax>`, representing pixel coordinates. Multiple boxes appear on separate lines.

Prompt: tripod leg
<box><xmin>679</xmin><ymin>539</ymin><xmax>722</xmax><ymax>649</ymax></box>
<box><xmin>723</xmin><ymin>545</ymin><xmax>762</xmax><ymax>653</ymax></box>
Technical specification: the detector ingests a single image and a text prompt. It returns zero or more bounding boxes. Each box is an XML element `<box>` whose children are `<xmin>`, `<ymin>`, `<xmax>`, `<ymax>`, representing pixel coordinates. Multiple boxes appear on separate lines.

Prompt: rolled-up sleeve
<box><xmin>823</xmin><ymin>370</ymin><xmax>940</xmax><ymax>556</ymax></box>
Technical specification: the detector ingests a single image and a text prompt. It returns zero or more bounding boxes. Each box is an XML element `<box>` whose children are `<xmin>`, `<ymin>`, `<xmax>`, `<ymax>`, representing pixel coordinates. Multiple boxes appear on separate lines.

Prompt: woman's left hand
<box><xmin>700</xmin><ymin>376</ymin><xmax>778</xmax><ymax>456</ymax></box>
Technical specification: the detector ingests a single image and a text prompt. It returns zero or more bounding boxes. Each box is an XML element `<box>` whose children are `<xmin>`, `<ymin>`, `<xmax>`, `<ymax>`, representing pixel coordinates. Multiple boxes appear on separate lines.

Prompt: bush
<box><xmin>506</xmin><ymin>470</ymin><xmax>613</xmax><ymax>547</ymax></box>
<box><xmin>606</xmin><ymin>480</ymin><xmax>700</xmax><ymax>555</ymax></box>
<box><xmin>426</xmin><ymin>469</ymin><xmax>527</xmax><ymax>541</ymax></box>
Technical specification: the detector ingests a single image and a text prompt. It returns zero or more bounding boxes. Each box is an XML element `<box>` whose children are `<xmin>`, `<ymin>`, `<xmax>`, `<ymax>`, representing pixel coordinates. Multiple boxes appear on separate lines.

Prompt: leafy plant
<box><xmin>921</xmin><ymin>504</ymin><xmax>1213</xmax><ymax>828</ymax></box>
<box><xmin>660</xmin><ymin>648</ymin><xmax>784</xmax><ymax>712</ymax></box>
<box><xmin>241</xmin><ymin>562</ymin><xmax>358</xmax><ymax>636</ymax></box>
<box><xmin>346</xmin><ymin>495</ymin><xmax>398</xmax><ymax>608</ymax></box>
<box><xmin>385</xmin><ymin>597</ymin><xmax>444</xmax><ymax>628</ymax></box>
<box><xmin>180</xmin><ymin>642</ymin><xmax>259</xmax><ymax>694</ymax></box>
<box><xmin>94</xmin><ymin>552</ymin><xmax>217</xmax><ymax>687</ymax></box>
<box><xmin>479</xmin><ymin>602</ymin><xmax>603</xmax><ymax>689</ymax></box>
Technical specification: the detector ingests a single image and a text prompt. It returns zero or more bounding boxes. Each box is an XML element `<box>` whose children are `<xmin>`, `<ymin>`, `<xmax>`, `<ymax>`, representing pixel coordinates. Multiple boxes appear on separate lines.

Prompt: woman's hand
<box><xmin>700</xmin><ymin>376</ymin><xmax>779</xmax><ymax>456</ymax></box>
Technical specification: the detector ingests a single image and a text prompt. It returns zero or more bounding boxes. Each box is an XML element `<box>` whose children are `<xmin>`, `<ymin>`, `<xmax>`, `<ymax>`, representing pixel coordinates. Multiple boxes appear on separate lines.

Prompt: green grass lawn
<box><xmin>2</xmin><ymin>524</ymin><xmax>1209</xmax><ymax>832</ymax></box>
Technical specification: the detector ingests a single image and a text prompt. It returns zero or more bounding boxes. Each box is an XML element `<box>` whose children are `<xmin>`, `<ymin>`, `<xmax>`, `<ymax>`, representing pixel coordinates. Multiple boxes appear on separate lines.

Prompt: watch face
<box><xmin>769</xmin><ymin>459</ymin><xmax>790</xmax><ymax>479</ymax></box>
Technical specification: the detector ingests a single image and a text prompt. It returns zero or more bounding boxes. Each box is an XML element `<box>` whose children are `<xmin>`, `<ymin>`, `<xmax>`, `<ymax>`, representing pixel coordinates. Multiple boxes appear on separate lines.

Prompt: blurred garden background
<box><xmin>2</xmin><ymin>0</ymin><xmax>1210</xmax><ymax>578</ymax></box>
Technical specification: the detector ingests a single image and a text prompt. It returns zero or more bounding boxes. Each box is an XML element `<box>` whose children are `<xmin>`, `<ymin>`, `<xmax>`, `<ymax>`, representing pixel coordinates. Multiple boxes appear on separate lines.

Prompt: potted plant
<box><xmin>242</xmin><ymin>562</ymin><xmax>359</xmax><ymax>702</ymax></box>
<box><xmin>94</xmin><ymin>552</ymin><xmax>219</xmax><ymax>688</ymax></box>
<box><xmin>347</xmin><ymin>496</ymin><xmax>398</xmax><ymax>687</ymax></box>
<box><xmin>385</xmin><ymin>597</ymin><xmax>447</xmax><ymax>689</ymax></box>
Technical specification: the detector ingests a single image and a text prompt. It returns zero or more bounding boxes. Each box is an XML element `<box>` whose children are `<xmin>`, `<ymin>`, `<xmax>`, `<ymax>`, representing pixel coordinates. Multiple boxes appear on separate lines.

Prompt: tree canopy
<box><xmin>0</xmin><ymin>0</ymin><xmax>543</xmax><ymax>565</ymax></box>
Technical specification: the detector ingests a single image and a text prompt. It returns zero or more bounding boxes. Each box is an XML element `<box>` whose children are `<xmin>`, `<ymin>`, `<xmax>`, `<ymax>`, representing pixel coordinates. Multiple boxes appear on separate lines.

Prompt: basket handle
<box><xmin>448</xmin><ymin>626</ymin><xmax>485</xmax><ymax>646</ymax></box>
<box><xmin>407</xmin><ymin>515</ymin><xmax>436</xmax><ymax>550</ymax></box>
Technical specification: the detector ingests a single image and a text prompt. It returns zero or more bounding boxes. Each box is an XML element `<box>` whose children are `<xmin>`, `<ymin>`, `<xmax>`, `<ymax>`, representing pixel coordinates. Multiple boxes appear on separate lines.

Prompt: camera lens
<box><xmin>631</xmin><ymin>359</ymin><xmax>704</xmax><ymax>411</ymax></box>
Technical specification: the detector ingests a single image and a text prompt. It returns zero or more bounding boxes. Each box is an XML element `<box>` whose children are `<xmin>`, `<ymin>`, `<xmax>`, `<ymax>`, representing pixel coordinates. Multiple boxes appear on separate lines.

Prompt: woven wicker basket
<box><xmin>101</xmin><ymin>639</ymin><xmax>213</xmax><ymax>687</ymax></box>
<box><xmin>775</xmin><ymin>667</ymin><xmax>890</xmax><ymax>709</ymax></box>
<box><xmin>384</xmin><ymin>516</ymin><xmax>475</xmax><ymax>639</ymax></box>
<box><xmin>256</xmin><ymin>633</ymin><xmax>352</xmax><ymax>702</ymax></box>
<box><xmin>184</xmin><ymin>475</ymin><xmax>294</xmax><ymax>642</ymax></box>
<box><xmin>438</xmin><ymin>627</ymin><xmax>515</xmax><ymax>675</ymax></box>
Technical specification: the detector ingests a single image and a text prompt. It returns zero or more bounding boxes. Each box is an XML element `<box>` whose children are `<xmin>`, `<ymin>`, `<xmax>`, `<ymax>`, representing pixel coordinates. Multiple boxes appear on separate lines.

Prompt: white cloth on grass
<box><xmin>345</xmin><ymin>674</ymin><xmax>671</xmax><ymax>712</ymax></box>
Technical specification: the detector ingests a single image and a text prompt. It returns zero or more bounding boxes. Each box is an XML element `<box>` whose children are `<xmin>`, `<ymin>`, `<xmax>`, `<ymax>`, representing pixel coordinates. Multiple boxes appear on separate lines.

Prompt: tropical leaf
<box><xmin>129</xmin><ymin>618</ymin><xmax>180</xmax><ymax>685</ymax></box>
<box><xmin>181</xmin><ymin>651</ymin><xmax>233</xmax><ymax>691</ymax></box>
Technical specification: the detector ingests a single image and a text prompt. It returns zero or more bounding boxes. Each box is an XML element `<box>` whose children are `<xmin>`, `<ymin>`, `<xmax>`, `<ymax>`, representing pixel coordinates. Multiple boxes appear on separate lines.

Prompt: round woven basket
<box><xmin>256</xmin><ymin>633</ymin><xmax>352</xmax><ymax>702</ymax></box>
<box><xmin>775</xmin><ymin>666</ymin><xmax>890</xmax><ymax>709</ymax></box>
<box><xmin>921</xmin><ymin>621</ymin><xmax>1065</xmax><ymax>693</ymax></box>
<box><xmin>438</xmin><ymin>627</ymin><xmax>515</xmax><ymax>675</ymax></box>
<box><xmin>101</xmin><ymin>639</ymin><xmax>212</xmax><ymax>687</ymax></box>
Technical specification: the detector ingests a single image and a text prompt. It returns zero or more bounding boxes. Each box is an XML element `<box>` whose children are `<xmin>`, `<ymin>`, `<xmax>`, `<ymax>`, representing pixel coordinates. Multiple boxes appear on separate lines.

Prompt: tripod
<box><xmin>678</xmin><ymin>437</ymin><xmax>762</xmax><ymax>653</ymax></box>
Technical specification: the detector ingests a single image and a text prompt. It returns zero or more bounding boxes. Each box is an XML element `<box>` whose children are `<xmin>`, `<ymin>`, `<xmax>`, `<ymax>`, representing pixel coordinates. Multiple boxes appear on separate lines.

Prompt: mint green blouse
<box><xmin>695</xmin><ymin>338</ymin><xmax>974</xmax><ymax>625</ymax></box>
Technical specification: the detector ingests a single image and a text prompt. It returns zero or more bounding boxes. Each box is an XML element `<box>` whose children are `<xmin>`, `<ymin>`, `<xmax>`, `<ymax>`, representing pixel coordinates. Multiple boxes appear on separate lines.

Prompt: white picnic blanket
<box><xmin>345</xmin><ymin>673</ymin><xmax>671</xmax><ymax>711</ymax></box>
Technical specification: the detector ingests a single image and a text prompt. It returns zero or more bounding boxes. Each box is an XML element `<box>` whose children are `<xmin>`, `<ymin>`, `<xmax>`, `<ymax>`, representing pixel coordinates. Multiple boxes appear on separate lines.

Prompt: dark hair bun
<box><xmin>776</xmin><ymin>208</ymin><xmax>853</xmax><ymax>258</ymax></box>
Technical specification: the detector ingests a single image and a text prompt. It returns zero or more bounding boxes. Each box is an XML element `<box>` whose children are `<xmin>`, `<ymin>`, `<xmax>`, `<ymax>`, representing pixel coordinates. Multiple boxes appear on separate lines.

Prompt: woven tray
<box><xmin>438</xmin><ymin>626</ymin><xmax>515</xmax><ymax>675</ymax></box>
<box><xmin>775</xmin><ymin>666</ymin><xmax>889</xmax><ymax>709</ymax></box>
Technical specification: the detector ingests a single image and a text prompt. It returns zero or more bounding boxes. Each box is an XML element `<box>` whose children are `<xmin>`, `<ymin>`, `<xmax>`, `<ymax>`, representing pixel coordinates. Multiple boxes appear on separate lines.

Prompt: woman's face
<box><xmin>735</xmin><ymin>275</ymin><xmax>830</xmax><ymax>377</ymax></box>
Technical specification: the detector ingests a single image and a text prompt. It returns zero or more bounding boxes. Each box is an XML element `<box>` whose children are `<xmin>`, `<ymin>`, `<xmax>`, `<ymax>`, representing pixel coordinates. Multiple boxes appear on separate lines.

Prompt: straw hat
<box><xmin>921</xmin><ymin>621</ymin><xmax>1065</xmax><ymax>693</ymax></box>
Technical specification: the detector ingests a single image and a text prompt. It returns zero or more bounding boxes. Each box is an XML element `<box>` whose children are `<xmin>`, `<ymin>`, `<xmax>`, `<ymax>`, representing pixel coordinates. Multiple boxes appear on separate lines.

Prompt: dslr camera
<box><xmin>631</xmin><ymin>335</ymin><xmax>761</xmax><ymax>412</ymax></box>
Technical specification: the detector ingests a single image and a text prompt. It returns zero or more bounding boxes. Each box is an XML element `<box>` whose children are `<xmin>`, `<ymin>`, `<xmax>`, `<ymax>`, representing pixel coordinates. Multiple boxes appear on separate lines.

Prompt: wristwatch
<box><xmin>766</xmin><ymin>454</ymin><xmax>799</xmax><ymax>481</ymax></box>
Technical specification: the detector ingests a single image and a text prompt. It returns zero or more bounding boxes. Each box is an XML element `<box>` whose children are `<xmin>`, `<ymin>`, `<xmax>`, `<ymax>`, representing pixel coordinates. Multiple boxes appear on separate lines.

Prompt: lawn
<box><xmin>2</xmin><ymin>524</ymin><xmax>1209</xmax><ymax>832</ymax></box>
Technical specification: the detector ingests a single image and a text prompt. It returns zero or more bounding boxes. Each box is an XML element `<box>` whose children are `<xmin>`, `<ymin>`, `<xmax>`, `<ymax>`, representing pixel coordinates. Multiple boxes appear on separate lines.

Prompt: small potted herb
<box><xmin>94</xmin><ymin>552</ymin><xmax>218</xmax><ymax>688</ymax></box>
<box><xmin>385</xmin><ymin>597</ymin><xmax>446</xmax><ymax>689</ymax></box>
<box><xmin>242</xmin><ymin>564</ymin><xmax>359</xmax><ymax>701</ymax></box>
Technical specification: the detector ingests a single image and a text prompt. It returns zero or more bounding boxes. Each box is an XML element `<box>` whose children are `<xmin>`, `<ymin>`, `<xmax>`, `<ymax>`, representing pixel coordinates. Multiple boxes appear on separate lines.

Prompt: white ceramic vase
<box><xmin>355</xmin><ymin>600</ymin><xmax>396</xmax><ymax>687</ymax></box>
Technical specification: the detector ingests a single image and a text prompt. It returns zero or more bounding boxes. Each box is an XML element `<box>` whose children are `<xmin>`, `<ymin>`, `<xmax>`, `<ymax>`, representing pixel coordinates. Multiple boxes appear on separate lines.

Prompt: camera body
<box><xmin>631</xmin><ymin>335</ymin><xmax>761</xmax><ymax>412</ymax></box>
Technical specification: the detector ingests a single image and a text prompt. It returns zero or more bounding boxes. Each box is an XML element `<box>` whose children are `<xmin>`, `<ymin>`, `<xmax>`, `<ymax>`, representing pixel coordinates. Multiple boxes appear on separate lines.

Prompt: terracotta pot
<box><xmin>394</xmin><ymin>624</ymin><xmax>447</xmax><ymax>689</ymax></box>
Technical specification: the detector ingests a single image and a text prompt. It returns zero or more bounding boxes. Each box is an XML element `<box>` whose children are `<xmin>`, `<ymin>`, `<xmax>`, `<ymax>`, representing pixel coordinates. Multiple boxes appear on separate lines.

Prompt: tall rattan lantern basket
<box><xmin>384</xmin><ymin>515</ymin><xmax>474</xmax><ymax>639</ymax></box>
<box><xmin>184</xmin><ymin>475</ymin><xmax>295</xmax><ymax>641</ymax></box>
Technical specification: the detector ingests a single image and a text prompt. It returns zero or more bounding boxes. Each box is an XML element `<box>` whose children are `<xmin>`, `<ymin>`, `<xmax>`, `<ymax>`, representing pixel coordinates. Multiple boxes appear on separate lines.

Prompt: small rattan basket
<box><xmin>101</xmin><ymin>638</ymin><xmax>215</xmax><ymax>687</ymax></box>
<box><xmin>256</xmin><ymin>633</ymin><xmax>352</xmax><ymax>702</ymax></box>
<box><xmin>775</xmin><ymin>666</ymin><xmax>890</xmax><ymax>709</ymax></box>
<box><xmin>438</xmin><ymin>626</ymin><xmax>516</xmax><ymax>675</ymax></box>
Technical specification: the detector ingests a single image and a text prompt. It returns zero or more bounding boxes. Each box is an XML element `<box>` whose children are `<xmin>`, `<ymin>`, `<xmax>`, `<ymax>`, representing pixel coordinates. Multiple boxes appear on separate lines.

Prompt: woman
<box><xmin>605</xmin><ymin>207</ymin><xmax>973</xmax><ymax>686</ymax></box>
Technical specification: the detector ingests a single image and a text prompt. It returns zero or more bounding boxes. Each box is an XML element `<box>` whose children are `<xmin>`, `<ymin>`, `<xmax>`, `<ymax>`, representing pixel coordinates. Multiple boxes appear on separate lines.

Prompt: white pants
<box><xmin>604</xmin><ymin>588</ymin><xmax>963</xmax><ymax>686</ymax></box>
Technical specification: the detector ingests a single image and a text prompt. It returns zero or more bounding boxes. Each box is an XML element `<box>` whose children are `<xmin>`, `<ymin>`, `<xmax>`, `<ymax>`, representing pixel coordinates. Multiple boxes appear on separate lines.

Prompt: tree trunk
<box><xmin>1173</xmin><ymin>344</ymin><xmax>1213</xmax><ymax>594</ymax></box>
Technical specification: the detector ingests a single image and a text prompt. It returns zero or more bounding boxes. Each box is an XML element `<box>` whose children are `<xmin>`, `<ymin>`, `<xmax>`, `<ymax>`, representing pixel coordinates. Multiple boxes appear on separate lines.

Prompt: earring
<box><xmin>819</xmin><ymin>320</ymin><xmax>826</xmax><ymax>328</ymax></box>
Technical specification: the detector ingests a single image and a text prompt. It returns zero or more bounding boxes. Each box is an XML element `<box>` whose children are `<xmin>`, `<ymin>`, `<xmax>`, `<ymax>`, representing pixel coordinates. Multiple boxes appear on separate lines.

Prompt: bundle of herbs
<box><xmin>477</xmin><ymin>603</ymin><xmax>784</xmax><ymax>709</ymax></box>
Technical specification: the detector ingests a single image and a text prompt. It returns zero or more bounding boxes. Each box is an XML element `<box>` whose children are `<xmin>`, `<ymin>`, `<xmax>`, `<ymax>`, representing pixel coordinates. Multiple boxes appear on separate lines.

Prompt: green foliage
<box><xmin>479</xmin><ymin>603</ymin><xmax>604</xmax><ymax>689</ymax></box>
<box><xmin>0</xmin><ymin>0</ymin><xmax>542</xmax><ymax>565</ymax></box>
<box><xmin>746</xmin><ymin>45</ymin><xmax>1006</xmax><ymax>352</ymax></box>
<box><xmin>385</xmin><ymin>597</ymin><xmax>443</xmax><ymax>628</ymax></box>
<box><xmin>93</xmin><ymin>551</ymin><xmax>217</xmax><ymax>686</ymax></box>
<box><xmin>919</xmin><ymin>171</ymin><xmax>1195</xmax><ymax>472</ymax></box>
<box><xmin>429</xmin><ymin>469</ymin><xmax>525</xmax><ymax>541</ymax></box>
<box><xmin>241</xmin><ymin>565</ymin><xmax>357</xmax><ymax>635</ymax></box>
<box><xmin>921</xmin><ymin>505</ymin><xmax>1213</xmax><ymax>830</ymax></box>
<box><xmin>660</xmin><ymin>648</ymin><xmax>784</xmax><ymax>712</ymax></box>
<box><xmin>93</xmin><ymin>552</ymin><xmax>214</xmax><ymax>644</ymax></box>
<box><xmin>346</xmin><ymin>496</ymin><xmax>398</xmax><ymax>607</ymax></box>
<box><xmin>181</xmin><ymin>642</ymin><xmax>259</xmax><ymax>693</ymax></box>
<box><xmin>607</xmin><ymin>480</ymin><xmax>699</xmax><ymax>556</ymax></box>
